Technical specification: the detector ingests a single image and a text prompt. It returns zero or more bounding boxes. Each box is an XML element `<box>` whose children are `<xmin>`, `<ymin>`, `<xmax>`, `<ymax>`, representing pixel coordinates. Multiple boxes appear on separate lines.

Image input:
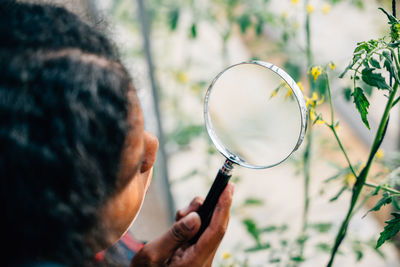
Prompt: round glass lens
<box><xmin>205</xmin><ymin>62</ymin><xmax>305</xmax><ymax>168</ymax></box>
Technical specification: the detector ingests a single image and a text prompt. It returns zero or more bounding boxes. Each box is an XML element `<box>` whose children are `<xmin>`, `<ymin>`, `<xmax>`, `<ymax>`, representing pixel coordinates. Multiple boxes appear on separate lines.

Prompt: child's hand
<box><xmin>130</xmin><ymin>182</ymin><xmax>234</xmax><ymax>267</ymax></box>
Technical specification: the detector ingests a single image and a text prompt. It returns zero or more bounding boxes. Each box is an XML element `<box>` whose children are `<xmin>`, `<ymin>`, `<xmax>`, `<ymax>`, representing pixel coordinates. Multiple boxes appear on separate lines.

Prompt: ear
<box><xmin>138</xmin><ymin>131</ymin><xmax>157</xmax><ymax>193</ymax></box>
<box><xmin>140</xmin><ymin>131</ymin><xmax>158</xmax><ymax>174</ymax></box>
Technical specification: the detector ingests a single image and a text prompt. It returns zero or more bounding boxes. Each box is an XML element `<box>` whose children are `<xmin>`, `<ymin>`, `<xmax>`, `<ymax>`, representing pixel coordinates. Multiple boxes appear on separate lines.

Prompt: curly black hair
<box><xmin>0</xmin><ymin>2</ymin><xmax>137</xmax><ymax>266</ymax></box>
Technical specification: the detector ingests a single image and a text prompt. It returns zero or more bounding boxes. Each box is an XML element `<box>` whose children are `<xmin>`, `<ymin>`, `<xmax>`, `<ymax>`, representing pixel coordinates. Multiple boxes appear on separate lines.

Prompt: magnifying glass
<box><xmin>191</xmin><ymin>60</ymin><xmax>307</xmax><ymax>242</ymax></box>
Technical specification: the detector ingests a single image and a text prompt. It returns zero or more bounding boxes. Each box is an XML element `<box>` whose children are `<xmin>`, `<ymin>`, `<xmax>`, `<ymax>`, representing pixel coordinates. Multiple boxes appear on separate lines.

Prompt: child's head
<box><xmin>1</xmin><ymin>2</ymin><xmax>157</xmax><ymax>265</ymax></box>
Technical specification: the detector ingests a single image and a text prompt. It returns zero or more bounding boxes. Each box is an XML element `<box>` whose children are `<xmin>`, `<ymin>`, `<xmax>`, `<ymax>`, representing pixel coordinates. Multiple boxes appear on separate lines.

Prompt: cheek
<box><xmin>121</xmin><ymin>178</ymin><xmax>146</xmax><ymax>228</ymax></box>
<box><xmin>110</xmin><ymin>176</ymin><xmax>147</xmax><ymax>239</ymax></box>
<box><xmin>144</xmin><ymin>168</ymin><xmax>153</xmax><ymax>192</ymax></box>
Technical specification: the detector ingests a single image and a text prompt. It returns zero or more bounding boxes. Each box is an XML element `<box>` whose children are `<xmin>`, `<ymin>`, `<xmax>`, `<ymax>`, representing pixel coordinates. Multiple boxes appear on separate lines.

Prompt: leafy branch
<box><xmin>325</xmin><ymin>8</ymin><xmax>400</xmax><ymax>266</ymax></box>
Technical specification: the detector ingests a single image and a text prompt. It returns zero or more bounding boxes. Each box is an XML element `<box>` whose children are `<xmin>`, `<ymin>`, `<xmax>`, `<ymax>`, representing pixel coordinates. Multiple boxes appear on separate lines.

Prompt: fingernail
<box><xmin>181</xmin><ymin>212</ymin><xmax>200</xmax><ymax>231</ymax></box>
<box><xmin>180</xmin><ymin>205</ymin><xmax>190</xmax><ymax>215</ymax></box>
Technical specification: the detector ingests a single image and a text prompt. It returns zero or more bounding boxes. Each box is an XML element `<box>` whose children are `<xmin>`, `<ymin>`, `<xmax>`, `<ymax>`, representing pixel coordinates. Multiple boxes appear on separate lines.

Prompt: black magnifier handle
<box><xmin>190</xmin><ymin>160</ymin><xmax>233</xmax><ymax>244</ymax></box>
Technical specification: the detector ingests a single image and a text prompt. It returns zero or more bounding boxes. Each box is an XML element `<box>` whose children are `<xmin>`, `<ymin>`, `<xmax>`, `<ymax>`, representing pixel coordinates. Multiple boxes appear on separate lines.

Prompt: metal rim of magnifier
<box><xmin>204</xmin><ymin>60</ymin><xmax>308</xmax><ymax>169</ymax></box>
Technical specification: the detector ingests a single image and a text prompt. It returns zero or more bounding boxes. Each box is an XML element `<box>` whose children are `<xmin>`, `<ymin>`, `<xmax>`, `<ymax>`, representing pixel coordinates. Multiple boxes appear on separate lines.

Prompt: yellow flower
<box><xmin>282</xmin><ymin>11</ymin><xmax>288</xmax><ymax>19</ymax></box>
<box><xmin>311</xmin><ymin>92</ymin><xmax>318</xmax><ymax>100</ymax></box>
<box><xmin>285</xmin><ymin>88</ymin><xmax>293</xmax><ymax>99</ymax></box>
<box><xmin>344</xmin><ymin>172</ymin><xmax>356</xmax><ymax>187</ymax></box>
<box><xmin>270</xmin><ymin>81</ymin><xmax>288</xmax><ymax>98</ymax></box>
<box><xmin>292</xmin><ymin>0</ymin><xmax>299</xmax><ymax>5</ymax></box>
<box><xmin>310</xmin><ymin>110</ymin><xmax>326</xmax><ymax>125</ymax></box>
<box><xmin>176</xmin><ymin>71</ymin><xmax>188</xmax><ymax>84</ymax></box>
<box><xmin>309</xmin><ymin>109</ymin><xmax>316</xmax><ymax>121</ymax></box>
<box><xmin>376</xmin><ymin>149</ymin><xmax>384</xmax><ymax>160</ymax></box>
<box><xmin>317</xmin><ymin>95</ymin><xmax>325</xmax><ymax>105</ymax></box>
<box><xmin>222</xmin><ymin>251</ymin><xmax>231</xmax><ymax>259</ymax></box>
<box><xmin>305</xmin><ymin>92</ymin><xmax>318</xmax><ymax>107</ymax></box>
<box><xmin>270</xmin><ymin>89</ymin><xmax>278</xmax><ymax>98</ymax></box>
<box><xmin>311</xmin><ymin>66</ymin><xmax>322</xmax><ymax>82</ymax></box>
<box><xmin>322</xmin><ymin>4</ymin><xmax>331</xmax><ymax>14</ymax></box>
<box><xmin>307</xmin><ymin>4</ymin><xmax>314</xmax><ymax>14</ymax></box>
<box><xmin>329</xmin><ymin>62</ymin><xmax>336</xmax><ymax>70</ymax></box>
<box><xmin>297</xmin><ymin>82</ymin><xmax>304</xmax><ymax>91</ymax></box>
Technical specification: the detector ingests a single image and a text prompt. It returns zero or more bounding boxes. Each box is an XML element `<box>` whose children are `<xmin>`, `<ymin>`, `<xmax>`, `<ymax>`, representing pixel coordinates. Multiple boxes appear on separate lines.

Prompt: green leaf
<box><xmin>242</xmin><ymin>218</ymin><xmax>260</xmax><ymax>245</ymax></box>
<box><xmin>363</xmin><ymin>192</ymin><xmax>392</xmax><ymax>218</ymax></box>
<box><xmin>315</xmin><ymin>71</ymin><xmax>328</xmax><ymax>96</ymax></box>
<box><xmin>351</xmin><ymin>240</ymin><xmax>363</xmax><ymax>261</ymax></box>
<box><xmin>260</xmin><ymin>224</ymin><xmax>288</xmax><ymax>233</ymax></box>
<box><xmin>244</xmin><ymin>243</ymin><xmax>271</xmax><ymax>252</ymax></box>
<box><xmin>353</xmin><ymin>0</ymin><xmax>363</xmax><ymax>9</ymax></box>
<box><xmin>379</xmin><ymin>8</ymin><xmax>400</xmax><ymax>25</ymax></box>
<box><xmin>269</xmin><ymin>258</ymin><xmax>281</xmax><ymax>263</ymax></box>
<box><xmin>381</xmin><ymin>51</ymin><xmax>400</xmax><ymax>84</ymax></box>
<box><xmin>168</xmin><ymin>8</ymin><xmax>180</xmax><ymax>31</ymax></box>
<box><xmin>243</xmin><ymin>197</ymin><xmax>264</xmax><ymax>206</ymax></box>
<box><xmin>329</xmin><ymin>186</ymin><xmax>347</xmax><ymax>202</ymax></box>
<box><xmin>255</xmin><ymin>16</ymin><xmax>264</xmax><ymax>36</ymax></box>
<box><xmin>309</xmin><ymin>222</ymin><xmax>333</xmax><ymax>233</ymax></box>
<box><xmin>189</xmin><ymin>23</ymin><xmax>197</xmax><ymax>38</ymax></box>
<box><xmin>361</xmin><ymin>81</ymin><xmax>374</xmax><ymax>96</ymax></box>
<box><xmin>290</xmin><ymin>256</ymin><xmax>305</xmax><ymax>262</ymax></box>
<box><xmin>377</xmin><ymin>213</ymin><xmax>400</xmax><ymax>248</ymax></box>
<box><xmin>388</xmin><ymin>41</ymin><xmax>400</xmax><ymax>48</ymax></box>
<box><xmin>369</xmin><ymin>57</ymin><xmax>380</xmax><ymax>68</ymax></box>
<box><xmin>296</xmin><ymin>234</ymin><xmax>309</xmax><ymax>245</ymax></box>
<box><xmin>354</xmin><ymin>42</ymin><xmax>369</xmax><ymax>53</ymax></box>
<box><xmin>372</xmin><ymin>185</ymin><xmax>381</xmax><ymax>195</ymax></box>
<box><xmin>379</xmin><ymin>8</ymin><xmax>400</xmax><ymax>41</ymax></box>
<box><xmin>339</xmin><ymin>62</ymin><xmax>353</xmax><ymax>78</ymax></box>
<box><xmin>354</xmin><ymin>40</ymin><xmax>378</xmax><ymax>55</ymax></box>
<box><xmin>366</xmin><ymin>239</ymin><xmax>386</xmax><ymax>258</ymax></box>
<box><xmin>361</xmin><ymin>67</ymin><xmax>389</xmax><ymax>90</ymax></box>
<box><xmin>237</xmin><ymin>14</ymin><xmax>251</xmax><ymax>33</ymax></box>
<box><xmin>343</xmin><ymin>87</ymin><xmax>352</xmax><ymax>101</ymax></box>
<box><xmin>168</xmin><ymin>124</ymin><xmax>203</xmax><ymax>146</ymax></box>
<box><xmin>383</xmin><ymin>50</ymin><xmax>391</xmax><ymax>59</ymax></box>
<box><xmin>316</xmin><ymin>242</ymin><xmax>332</xmax><ymax>253</ymax></box>
<box><xmin>392</xmin><ymin>198</ymin><xmax>400</xmax><ymax>210</ymax></box>
<box><xmin>283</xmin><ymin>61</ymin><xmax>301</xmax><ymax>81</ymax></box>
<box><xmin>352</xmin><ymin>87</ymin><xmax>370</xmax><ymax>129</ymax></box>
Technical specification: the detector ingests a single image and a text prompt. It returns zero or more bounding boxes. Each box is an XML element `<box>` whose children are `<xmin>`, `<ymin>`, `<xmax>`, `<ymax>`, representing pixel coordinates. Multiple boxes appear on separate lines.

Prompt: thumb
<box><xmin>139</xmin><ymin>212</ymin><xmax>201</xmax><ymax>264</ymax></box>
<box><xmin>169</xmin><ymin>211</ymin><xmax>201</xmax><ymax>243</ymax></box>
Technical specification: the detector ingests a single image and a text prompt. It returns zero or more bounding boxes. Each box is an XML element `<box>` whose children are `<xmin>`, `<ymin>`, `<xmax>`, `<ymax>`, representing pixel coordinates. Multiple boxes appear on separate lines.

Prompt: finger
<box><xmin>168</xmin><ymin>184</ymin><xmax>234</xmax><ymax>267</ymax></box>
<box><xmin>203</xmin><ymin>245</ymin><xmax>218</xmax><ymax>267</ymax></box>
<box><xmin>135</xmin><ymin>212</ymin><xmax>201</xmax><ymax>265</ymax></box>
<box><xmin>194</xmin><ymin>182</ymin><xmax>234</xmax><ymax>259</ymax></box>
<box><xmin>175</xmin><ymin>196</ymin><xmax>204</xmax><ymax>221</ymax></box>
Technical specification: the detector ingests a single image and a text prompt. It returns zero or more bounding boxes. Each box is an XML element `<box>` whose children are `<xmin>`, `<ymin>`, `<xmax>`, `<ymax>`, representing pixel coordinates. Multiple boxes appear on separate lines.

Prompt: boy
<box><xmin>1</xmin><ymin>2</ymin><xmax>233</xmax><ymax>266</ymax></box>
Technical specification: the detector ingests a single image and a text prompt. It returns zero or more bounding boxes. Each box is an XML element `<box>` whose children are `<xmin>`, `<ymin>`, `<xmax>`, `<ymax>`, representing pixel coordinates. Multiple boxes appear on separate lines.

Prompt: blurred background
<box><xmin>23</xmin><ymin>0</ymin><xmax>400</xmax><ymax>266</ymax></box>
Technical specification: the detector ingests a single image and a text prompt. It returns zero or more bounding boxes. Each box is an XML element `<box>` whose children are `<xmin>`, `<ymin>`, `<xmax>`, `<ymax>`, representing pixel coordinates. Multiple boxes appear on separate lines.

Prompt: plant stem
<box><xmin>393</xmin><ymin>96</ymin><xmax>400</xmax><ymax>107</ymax></box>
<box><xmin>351</xmin><ymin>190</ymin><xmax>376</xmax><ymax>219</ymax></box>
<box><xmin>302</xmin><ymin>133</ymin><xmax>312</xmax><ymax>233</ymax></box>
<box><xmin>329</xmin><ymin>124</ymin><xmax>400</xmax><ymax>195</ymax></box>
<box><xmin>299</xmin><ymin>1</ymin><xmax>313</xmax><ymax>260</ymax></box>
<box><xmin>325</xmin><ymin>73</ymin><xmax>358</xmax><ymax>177</ymax></box>
<box><xmin>330</xmin><ymin>127</ymin><xmax>357</xmax><ymax>176</ymax></box>
<box><xmin>364</xmin><ymin>182</ymin><xmax>400</xmax><ymax>195</ymax></box>
<box><xmin>325</xmin><ymin>72</ymin><xmax>400</xmax><ymax>194</ymax></box>
<box><xmin>305</xmin><ymin>2</ymin><xmax>312</xmax><ymax>76</ymax></box>
<box><xmin>326</xmin><ymin>81</ymin><xmax>399</xmax><ymax>267</ymax></box>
